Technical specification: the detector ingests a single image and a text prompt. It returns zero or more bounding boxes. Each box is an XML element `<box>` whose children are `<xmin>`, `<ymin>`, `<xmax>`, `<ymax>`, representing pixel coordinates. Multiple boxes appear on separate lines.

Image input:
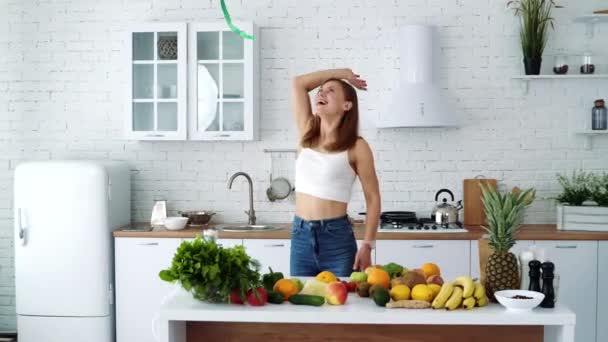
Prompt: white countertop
<box><xmin>160</xmin><ymin>290</ymin><xmax>575</xmax><ymax>326</ymax></box>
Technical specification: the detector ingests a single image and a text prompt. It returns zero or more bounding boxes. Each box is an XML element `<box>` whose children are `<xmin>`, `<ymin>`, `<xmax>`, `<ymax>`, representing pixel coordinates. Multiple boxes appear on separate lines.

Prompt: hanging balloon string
<box><xmin>220</xmin><ymin>0</ymin><xmax>255</xmax><ymax>40</ymax></box>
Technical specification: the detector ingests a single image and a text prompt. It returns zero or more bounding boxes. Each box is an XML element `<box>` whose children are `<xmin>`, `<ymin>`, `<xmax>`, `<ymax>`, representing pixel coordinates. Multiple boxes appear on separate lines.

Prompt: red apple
<box><xmin>230</xmin><ymin>289</ymin><xmax>244</xmax><ymax>304</ymax></box>
<box><xmin>246</xmin><ymin>287</ymin><xmax>268</xmax><ymax>306</ymax></box>
<box><xmin>427</xmin><ymin>275</ymin><xmax>444</xmax><ymax>286</ymax></box>
<box><xmin>325</xmin><ymin>281</ymin><xmax>348</xmax><ymax>305</ymax></box>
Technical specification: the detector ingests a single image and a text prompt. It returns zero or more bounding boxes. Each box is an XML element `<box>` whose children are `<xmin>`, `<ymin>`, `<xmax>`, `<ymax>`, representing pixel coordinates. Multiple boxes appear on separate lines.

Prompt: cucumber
<box><xmin>288</xmin><ymin>294</ymin><xmax>325</xmax><ymax>306</ymax></box>
<box><xmin>267</xmin><ymin>291</ymin><xmax>285</xmax><ymax>304</ymax></box>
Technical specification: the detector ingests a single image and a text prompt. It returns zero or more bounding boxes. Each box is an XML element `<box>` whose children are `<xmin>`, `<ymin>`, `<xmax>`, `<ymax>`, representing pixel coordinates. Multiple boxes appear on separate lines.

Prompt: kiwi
<box><xmin>356</xmin><ymin>282</ymin><xmax>371</xmax><ymax>297</ymax></box>
<box><xmin>368</xmin><ymin>284</ymin><xmax>384</xmax><ymax>297</ymax></box>
<box><xmin>402</xmin><ymin>272</ymin><xmax>426</xmax><ymax>289</ymax></box>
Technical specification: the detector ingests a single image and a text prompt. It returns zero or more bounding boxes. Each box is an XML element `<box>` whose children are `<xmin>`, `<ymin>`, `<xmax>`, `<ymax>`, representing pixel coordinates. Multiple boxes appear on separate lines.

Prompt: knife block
<box><xmin>463</xmin><ymin>178</ymin><xmax>497</xmax><ymax>226</ymax></box>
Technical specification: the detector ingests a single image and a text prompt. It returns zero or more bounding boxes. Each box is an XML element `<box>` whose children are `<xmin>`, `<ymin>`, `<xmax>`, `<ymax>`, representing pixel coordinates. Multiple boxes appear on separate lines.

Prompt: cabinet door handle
<box><xmin>412</xmin><ymin>245</ymin><xmax>434</xmax><ymax>248</ymax></box>
<box><xmin>264</xmin><ymin>244</ymin><xmax>285</xmax><ymax>247</ymax></box>
<box><xmin>555</xmin><ymin>245</ymin><xmax>577</xmax><ymax>249</ymax></box>
<box><xmin>136</xmin><ymin>242</ymin><xmax>159</xmax><ymax>246</ymax></box>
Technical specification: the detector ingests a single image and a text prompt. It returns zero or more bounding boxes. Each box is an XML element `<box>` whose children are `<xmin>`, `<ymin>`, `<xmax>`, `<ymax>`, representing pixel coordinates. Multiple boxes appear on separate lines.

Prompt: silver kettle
<box><xmin>431</xmin><ymin>189</ymin><xmax>463</xmax><ymax>225</ymax></box>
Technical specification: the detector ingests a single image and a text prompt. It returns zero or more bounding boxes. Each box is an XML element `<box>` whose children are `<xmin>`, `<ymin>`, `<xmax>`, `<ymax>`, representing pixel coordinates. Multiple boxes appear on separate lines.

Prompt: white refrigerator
<box><xmin>14</xmin><ymin>161</ymin><xmax>130</xmax><ymax>342</ymax></box>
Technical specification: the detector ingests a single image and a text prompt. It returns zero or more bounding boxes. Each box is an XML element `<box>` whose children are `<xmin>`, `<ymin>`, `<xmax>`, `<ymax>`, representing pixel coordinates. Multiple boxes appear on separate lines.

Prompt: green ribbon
<box><xmin>220</xmin><ymin>0</ymin><xmax>255</xmax><ymax>40</ymax></box>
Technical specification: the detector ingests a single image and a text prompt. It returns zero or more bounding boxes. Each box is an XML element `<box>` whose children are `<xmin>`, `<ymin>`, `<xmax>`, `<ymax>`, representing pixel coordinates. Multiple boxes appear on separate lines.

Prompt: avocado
<box><xmin>372</xmin><ymin>287</ymin><xmax>390</xmax><ymax>307</ymax></box>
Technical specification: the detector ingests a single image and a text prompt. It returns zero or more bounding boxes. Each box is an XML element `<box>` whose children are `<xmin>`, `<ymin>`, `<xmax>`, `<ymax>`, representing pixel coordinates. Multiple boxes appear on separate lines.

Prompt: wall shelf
<box><xmin>512</xmin><ymin>74</ymin><xmax>608</xmax><ymax>94</ymax></box>
<box><xmin>574</xmin><ymin>14</ymin><xmax>608</xmax><ymax>37</ymax></box>
<box><xmin>574</xmin><ymin>130</ymin><xmax>608</xmax><ymax>149</ymax></box>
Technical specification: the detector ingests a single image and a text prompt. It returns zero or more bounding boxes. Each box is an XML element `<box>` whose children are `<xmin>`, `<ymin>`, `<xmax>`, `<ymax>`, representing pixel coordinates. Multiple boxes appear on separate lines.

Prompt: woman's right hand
<box><xmin>343</xmin><ymin>69</ymin><xmax>367</xmax><ymax>91</ymax></box>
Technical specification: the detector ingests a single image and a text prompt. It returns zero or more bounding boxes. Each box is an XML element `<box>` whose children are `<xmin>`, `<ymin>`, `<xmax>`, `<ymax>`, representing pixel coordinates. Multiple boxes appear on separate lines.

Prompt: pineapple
<box><xmin>480</xmin><ymin>183</ymin><xmax>536</xmax><ymax>301</ymax></box>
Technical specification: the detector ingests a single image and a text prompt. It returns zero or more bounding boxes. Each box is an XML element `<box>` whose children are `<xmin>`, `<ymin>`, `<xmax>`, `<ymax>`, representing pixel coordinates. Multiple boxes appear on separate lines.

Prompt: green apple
<box><xmin>350</xmin><ymin>271</ymin><xmax>368</xmax><ymax>283</ymax></box>
<box><xmin>291</xmin><ymin>278</ymin><xmax>304</xmax><ymax>292</ymax></box>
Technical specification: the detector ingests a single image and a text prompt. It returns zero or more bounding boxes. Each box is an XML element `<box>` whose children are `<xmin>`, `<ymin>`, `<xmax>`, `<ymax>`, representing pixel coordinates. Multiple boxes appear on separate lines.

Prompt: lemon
<box><xmin>411</xmin><ymin>284</ymin><xmax>434</xmax><ymax>302</ymax></box>
<box><xmin>427</xmin><ymin>284</ymin><xmax>441</xmax><ymax>300</ymax></box>
<box><xmin>389</xmin><ymin>284</ymin><xmax>411</xmax><ymax>301</ymax></box>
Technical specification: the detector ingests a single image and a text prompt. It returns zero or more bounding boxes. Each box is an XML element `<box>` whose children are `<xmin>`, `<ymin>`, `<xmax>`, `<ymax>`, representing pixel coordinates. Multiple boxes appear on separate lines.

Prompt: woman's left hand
<box><xmin>353</xmin><ymin>245</ymin><xmax>372</xmax><ymax>271</ymax></box>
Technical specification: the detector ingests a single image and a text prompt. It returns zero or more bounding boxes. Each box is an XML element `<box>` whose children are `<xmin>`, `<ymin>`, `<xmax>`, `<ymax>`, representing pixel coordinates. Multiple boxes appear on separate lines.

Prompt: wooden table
<box><xmin>159</xmin><ymin>290</ymin><xmax>576</xmax><ymax>342</ymax></box>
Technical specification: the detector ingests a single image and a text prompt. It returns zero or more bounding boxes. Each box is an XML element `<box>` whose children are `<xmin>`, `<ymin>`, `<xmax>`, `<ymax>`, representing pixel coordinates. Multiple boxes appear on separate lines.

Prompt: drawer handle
<box><xmin>413</xmin><ymin>245</ymin><xmax>434</xmax><ymax>248</ymax></box>
<box><xmin>264</xmin><ymin>244</ymin><xmax>285</xmax><ymax>247</ymax></box>
<box><xmin>145</xmin><ymin>134</ymin><xmax>165</xmax><ymax>138</ymax></box>
<box><xmin>555</xmin><ymin>245</ymin><xmax>577</xmax><ymax>249</ymax></box>
<box><xmin>136</xmin><ymin>242</ymin><xmax>159</xmax><ymax>246</ymax></box>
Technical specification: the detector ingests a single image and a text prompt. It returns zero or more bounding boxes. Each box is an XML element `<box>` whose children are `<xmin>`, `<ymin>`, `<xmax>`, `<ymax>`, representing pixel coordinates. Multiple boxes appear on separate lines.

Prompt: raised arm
<box><xmin>291</xmin><ymin>68</ymin><xmax>367</xmax><ymax>137</ymax></box>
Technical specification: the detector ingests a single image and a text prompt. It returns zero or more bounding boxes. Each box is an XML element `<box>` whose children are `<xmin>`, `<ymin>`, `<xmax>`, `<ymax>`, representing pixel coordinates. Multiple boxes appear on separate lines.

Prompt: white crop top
<box><xmin>294</xmin><ymin>148</ymin><xmax>357</xmax><ymax>203</ymax></box>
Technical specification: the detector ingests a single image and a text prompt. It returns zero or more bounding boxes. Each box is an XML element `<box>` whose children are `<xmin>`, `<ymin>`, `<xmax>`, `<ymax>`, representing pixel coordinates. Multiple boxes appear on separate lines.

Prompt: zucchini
<box><xmin>267</xmin><ymin>291</ymin><xmax>285</xmax><ymax>304</ymax></box>
<box><xmin>288</xmin><ymin>294</ymin><xmax>325</xmax><ymax>306</ymax></box>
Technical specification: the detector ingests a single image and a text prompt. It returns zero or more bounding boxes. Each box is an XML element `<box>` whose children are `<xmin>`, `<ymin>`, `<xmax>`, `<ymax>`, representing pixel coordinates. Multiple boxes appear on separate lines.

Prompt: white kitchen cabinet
<box><xmin>375</xmin><ymin>240</ymin><xmax>470</xmax><ymax>281</ymax></box>
<box><xmin>188</xmin><ymin>22</ymin><xmax>259</xmax><ymax>140</ymax></box>
<box><xmin>470</xmin><ymin>240</ymin><xmax>535</xmax><ymax>280</ymax></box>
<box><xmin>597</xmin><ymin>241</ymin><xmax>607</xmax><ymax>342</ymax></box>
<box><xmin>126</xmin><ymin>23</ymin><xmax>188</xmax><ymax>140</ymax></box>
<box><xmin>534</xmin><ymin>241</ymin><xmax>598</xmax><ymax>342</ymax></box>
<box><xmin>115</xmin><ymin>237</ymin><xmax>181</xmax><ymax>342</ymax></box>
<box><xmin>242</xmin><ymin>239</ymin><xmax>291</xmax><ymax>276</ymax></box>
<box><xmin>181</xmin><ymin>237</ymin><xmax>242</xmax><ymax>248</ymax></box>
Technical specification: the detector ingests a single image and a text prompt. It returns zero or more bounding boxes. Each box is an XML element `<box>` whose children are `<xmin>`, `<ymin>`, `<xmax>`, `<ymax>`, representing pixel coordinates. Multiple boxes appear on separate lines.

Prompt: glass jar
<box><xmin>580</xmin><ymin>52</ymin><xmax>595</xmax><ymax>74</ymax></box>
<box><xmin>553</xmin><ymin>54</ymin><xmax>569</xmax><ymax>74</ymax></box>
<box><xmin>592</xmin><ymin>99</ymin><xmax>607</xmax><ymax>130</ymax></box>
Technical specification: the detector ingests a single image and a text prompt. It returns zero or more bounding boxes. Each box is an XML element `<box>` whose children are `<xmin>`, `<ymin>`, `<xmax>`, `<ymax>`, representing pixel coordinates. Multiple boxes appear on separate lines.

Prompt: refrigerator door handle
<box><xmin>17</xmin><ymin>208</ymin><xmax>27</xmax><ymax>246</ymax></box>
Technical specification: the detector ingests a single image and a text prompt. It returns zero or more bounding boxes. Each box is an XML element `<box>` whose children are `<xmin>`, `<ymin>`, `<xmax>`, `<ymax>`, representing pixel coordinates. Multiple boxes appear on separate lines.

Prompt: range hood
<box><xmin>378</xmin><ymin>25</ymin><xmax>459</xmax><ymax>128</ymax></box>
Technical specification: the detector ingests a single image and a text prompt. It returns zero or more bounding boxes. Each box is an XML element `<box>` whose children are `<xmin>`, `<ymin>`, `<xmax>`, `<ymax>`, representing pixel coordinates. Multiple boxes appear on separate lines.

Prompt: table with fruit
<box><xmin>158</xmin><ymin>261</ymin><xmax>575</xmax><ymax>342</ymax></box>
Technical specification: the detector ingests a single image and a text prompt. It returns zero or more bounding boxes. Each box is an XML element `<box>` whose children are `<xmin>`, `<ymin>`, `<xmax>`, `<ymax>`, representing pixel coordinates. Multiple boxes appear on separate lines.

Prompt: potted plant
<box><xmin>508</xmin><ymin>0</ymin><xmax>561</xmax><ymax>75</ymax></box>
<box><xmin>556</xmin><ymin>171</ymin><xmax>608</xmax><ymax>231</ymax></box>
<box><xmin>480</xmin><ymin>183</ymin><xmax>536</xmax><ymax>301</ymax></box>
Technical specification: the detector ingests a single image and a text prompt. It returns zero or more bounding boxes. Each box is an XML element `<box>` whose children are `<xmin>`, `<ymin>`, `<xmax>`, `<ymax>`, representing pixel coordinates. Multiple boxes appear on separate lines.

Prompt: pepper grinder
<box><xmin>540</xmin><ymin>262</ymin><xmax>556</xmax><ymax>308</ymax></box>
<box><xmin>528</xmin><ymin>260</ymin><xmax>542</xmax><ymax>293</ymax></box>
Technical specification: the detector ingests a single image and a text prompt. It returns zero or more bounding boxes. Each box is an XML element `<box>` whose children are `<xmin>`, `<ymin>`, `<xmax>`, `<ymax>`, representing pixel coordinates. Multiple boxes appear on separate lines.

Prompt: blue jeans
<box><xmin>290</xmin><ymin>215</ymin><xmax>357</xmax><ymax>277</ymax></box>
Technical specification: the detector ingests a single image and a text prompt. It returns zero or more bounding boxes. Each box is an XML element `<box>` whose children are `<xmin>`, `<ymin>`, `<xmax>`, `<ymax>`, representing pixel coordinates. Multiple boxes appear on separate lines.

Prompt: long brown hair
<box><xmin>300</xmin><ymin>78</ymin><xmax>359</xmax><ymax>152</ymax></box>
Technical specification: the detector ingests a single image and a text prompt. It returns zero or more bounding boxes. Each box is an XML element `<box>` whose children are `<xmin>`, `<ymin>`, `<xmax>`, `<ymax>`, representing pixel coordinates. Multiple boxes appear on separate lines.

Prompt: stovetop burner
<box><xmin>377</xmin><ymin>211</ymin><xmax>467</xmax><ymax>233</ymax></box>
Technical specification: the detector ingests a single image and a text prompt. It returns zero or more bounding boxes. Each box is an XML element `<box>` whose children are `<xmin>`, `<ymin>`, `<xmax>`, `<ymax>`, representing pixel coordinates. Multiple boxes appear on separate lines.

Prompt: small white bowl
<box><xmin>495</xmin><ymin>290</ymin><xmax>545</xmax><ymax>311</ymax></box>
<box><xmin>164</xmin><ymin>217</ymin><xmax>189</xmax><ymax>230</ymax></box>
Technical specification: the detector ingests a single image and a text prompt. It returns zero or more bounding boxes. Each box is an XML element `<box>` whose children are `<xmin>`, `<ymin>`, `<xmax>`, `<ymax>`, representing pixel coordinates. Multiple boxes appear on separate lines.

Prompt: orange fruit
<box><xmin>420</xmin><ymin>263</ymin><xmax>441</xmax><ymax>278</ymax></box>
<box><xmin>367</xmin><ymin>268</ymin><xmax>390</xmax><ymax>289</ymax></box>
<box><xmin>315</xmin><ymin>271</ymin><xmax>338</xmax><ymax>284</ymax></box>
<box><xmin>273</xmin><ymin>279</ymin><xmax>299</xmax><ymax>300</ymax></box>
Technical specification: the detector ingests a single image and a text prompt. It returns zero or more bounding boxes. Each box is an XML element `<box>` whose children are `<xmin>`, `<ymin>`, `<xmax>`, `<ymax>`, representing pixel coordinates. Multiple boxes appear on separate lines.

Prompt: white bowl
<box><xmin>494</xmin><ymin>290</ymin><xmax>545</xmax><ymax>311</ymax></box>
<box><xmin>164</xmin><ymin>217</ymin><xmax>189</xmax><ymax>230</ymax></box>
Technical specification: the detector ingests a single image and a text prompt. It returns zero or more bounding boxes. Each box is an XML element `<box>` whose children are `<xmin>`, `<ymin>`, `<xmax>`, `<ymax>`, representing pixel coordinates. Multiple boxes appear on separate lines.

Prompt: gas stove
<box><xmin>376</xmin><ymin>211</ymin><xmax>468</xmax><ymax>233</ymax></box>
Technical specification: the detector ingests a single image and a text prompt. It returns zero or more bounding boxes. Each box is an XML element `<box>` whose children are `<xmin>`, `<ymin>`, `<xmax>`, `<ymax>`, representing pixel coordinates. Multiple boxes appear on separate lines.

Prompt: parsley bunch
<box><xmin>159</xmin><ymin>237</ymin><xmax>261</xmax><ymax>303</ymax></box>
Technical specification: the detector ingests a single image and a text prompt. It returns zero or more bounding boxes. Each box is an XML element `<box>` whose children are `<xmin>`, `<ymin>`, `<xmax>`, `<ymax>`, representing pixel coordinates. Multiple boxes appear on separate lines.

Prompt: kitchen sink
<box><xmin>216</xmin><ymin>224</ymin><xmax>282</xmax><ymax>232</ymax></box>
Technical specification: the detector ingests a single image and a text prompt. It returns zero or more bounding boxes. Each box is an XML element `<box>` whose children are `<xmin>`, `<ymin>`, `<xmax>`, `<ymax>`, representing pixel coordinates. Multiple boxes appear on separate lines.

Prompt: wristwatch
<box><xmin>362</xmin><ymin>240</ymin><xmax>376</xmax><ymax>250</ymax></box>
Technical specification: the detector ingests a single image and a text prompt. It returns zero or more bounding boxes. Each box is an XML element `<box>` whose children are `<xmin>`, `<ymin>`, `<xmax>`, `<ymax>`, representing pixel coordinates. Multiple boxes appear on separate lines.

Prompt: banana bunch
<box><xmin>431</xmin><ymin>276</ymin><xmax>489</xmax><ymax>310</ymax></box>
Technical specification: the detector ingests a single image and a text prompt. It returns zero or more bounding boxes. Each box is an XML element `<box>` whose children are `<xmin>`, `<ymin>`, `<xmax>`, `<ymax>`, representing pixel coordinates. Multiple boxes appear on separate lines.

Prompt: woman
<box><xmin>291</xmin><ymin>68</ymin><xmax>381</xmax><ymax>277</ymax></box>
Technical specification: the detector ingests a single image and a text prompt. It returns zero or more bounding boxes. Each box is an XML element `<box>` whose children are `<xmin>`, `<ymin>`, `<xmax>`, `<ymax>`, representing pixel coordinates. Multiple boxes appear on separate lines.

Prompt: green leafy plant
<box><xmin>589</xmin><ymin>172</ymin><xmax>608</xmax><ymax>207</ymax></box>
<box><xmin>555</xmin><ymin>171</ymin><xmax>592</xmax><ymax>206</ymax></box>
<box><xmin>480</xmin><ymin>182</ymin><xmax>536</xmax><ymax>252</ymax></box>
<box><xmin>159</xmin><ymin>237</ymin><xmax>261</xmax><ymax>303</ymax></box>
<box><xmin>507</xmin><ymin>0</ymin><xmax>561</xmax><ymax>58</ymax></box>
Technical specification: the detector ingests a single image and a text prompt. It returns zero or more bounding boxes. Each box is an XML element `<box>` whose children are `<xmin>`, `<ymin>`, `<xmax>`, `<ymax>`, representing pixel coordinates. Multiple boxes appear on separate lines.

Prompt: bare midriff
<box><xmin>295</xmin><ymin>192</ymin><xmax>348</xmax><ymax>220</ymax></box>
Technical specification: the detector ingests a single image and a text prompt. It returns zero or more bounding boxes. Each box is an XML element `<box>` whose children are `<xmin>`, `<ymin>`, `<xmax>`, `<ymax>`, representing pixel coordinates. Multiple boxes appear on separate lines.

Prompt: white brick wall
<box><xmin>1</xmin><ymin>0</ymin><xmax>608</xmax><ymax>330</ymax></box>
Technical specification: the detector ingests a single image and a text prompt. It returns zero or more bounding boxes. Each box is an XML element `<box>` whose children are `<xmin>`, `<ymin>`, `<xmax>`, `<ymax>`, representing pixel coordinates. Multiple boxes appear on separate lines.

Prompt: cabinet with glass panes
<box><xmin>127</xmin><ymin>23</ymin><xmax>187</xmax><ymax>140</ymax></box>
<box><xmin>188</xmin><ymin>22</ymin><xmax>259</xmax><ymax>141</ymax></box>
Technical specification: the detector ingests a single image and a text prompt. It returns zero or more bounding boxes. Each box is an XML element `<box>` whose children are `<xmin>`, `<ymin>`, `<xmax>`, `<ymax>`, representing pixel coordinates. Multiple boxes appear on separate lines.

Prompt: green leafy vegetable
<box><xmin>159</xmin><ymin>236</ymin><xmax>261</xmax><ymax>303</ymax></box>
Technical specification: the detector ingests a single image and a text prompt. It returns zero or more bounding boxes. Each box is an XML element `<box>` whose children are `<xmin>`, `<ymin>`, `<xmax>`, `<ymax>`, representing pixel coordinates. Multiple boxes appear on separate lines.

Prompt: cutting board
<box><xmin>463</xmin><ymin>178</ymin><xmax>497</xmax><ymax>226</ymax></box>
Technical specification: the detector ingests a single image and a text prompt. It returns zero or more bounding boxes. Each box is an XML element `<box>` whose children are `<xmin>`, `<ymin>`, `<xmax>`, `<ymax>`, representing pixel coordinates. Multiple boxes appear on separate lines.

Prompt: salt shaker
<box><xmin>528</xmin><ymin>260</ymin><xmax>542</xmax><ymax>293</ymax></box>
<box><xmin>520</xmin><ymin>250</ymin><xmax>534</xmax><ymax>290</ymax></box>
<box><xmin>540</xmin><ymin>261</ymin><xmax>556</xmax><ymax>308</ymax></box>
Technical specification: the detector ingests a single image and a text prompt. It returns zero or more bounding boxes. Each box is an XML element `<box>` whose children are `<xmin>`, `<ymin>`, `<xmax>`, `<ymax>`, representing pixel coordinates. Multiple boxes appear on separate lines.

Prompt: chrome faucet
<box><xmin>227</xmin><ymin>172</ymin><xmax>256</xmax><ymax>225</ymax></box>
